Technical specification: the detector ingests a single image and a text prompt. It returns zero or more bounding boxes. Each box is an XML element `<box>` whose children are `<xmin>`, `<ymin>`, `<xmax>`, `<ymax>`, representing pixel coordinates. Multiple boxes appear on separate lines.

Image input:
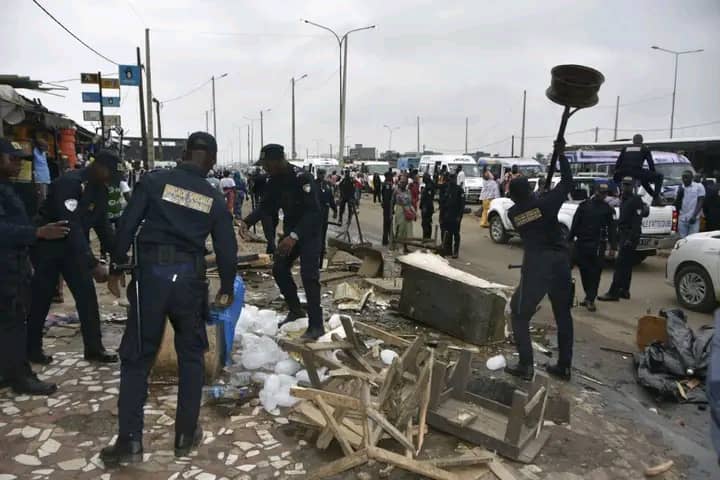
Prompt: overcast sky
<box><xmin>5</xmin><ymin>0</ymin><xmax>720</xmax><ymax>165</ymax></box>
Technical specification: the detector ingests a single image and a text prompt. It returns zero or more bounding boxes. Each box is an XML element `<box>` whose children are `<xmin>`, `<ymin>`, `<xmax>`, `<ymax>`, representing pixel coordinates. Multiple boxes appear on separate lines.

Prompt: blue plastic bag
<box><xmin>209</xmin><ymin>275</ymin><xmax>245</xmax><ymax>366</ymax></box>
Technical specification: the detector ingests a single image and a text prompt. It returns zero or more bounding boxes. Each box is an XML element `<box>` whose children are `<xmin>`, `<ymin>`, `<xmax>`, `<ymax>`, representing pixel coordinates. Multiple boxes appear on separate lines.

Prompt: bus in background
<box><xmin>563</xmin><ymin>149</ymin><xmax>695</xmax><ymax>201</ymax></box>
<box><xmin>397</xmin><ymin>156</ymin><xmax>420</xmax><ymax>172</ymax></box>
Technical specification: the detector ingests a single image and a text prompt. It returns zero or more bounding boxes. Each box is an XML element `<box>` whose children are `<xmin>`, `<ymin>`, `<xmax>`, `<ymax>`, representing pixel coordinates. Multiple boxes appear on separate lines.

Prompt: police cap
<box><xmin>595</xmin><ymin>182</ymin><xmax>609</xmax><ymax>193</ymax></box>
<box><xmin>0</xmin><ymin>137</ymin><xmax>30</xmax><ymax>158</ymax></box>
<box><xmin>255</xmin><ymin>144</ymin><xmax>285</xmax><ymax>166</ymax></box>
<box><xmin>621</xmin><ymin>176</ymin><xmax>634</xmax><ymax>185</ymax></box>
<box><xmin>187</xmin><ymin>131</ymin><xmax>218</xmax><ymax>155</ymax></box>
<box><xmin>93</xmin><ymin>149</ymin><xmax>121</xmax><ymax>172</ymax></box>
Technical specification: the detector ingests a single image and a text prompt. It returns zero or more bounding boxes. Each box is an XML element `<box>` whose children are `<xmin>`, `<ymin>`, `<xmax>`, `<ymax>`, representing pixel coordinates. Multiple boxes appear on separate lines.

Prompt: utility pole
<box><xmin>291</xmin><ymin>74</ymin><xmax>308</xmax><ymax>159</ymax></box>
<box><xmin>238</xmin><ymin>127</ymin><xmax>242</xmax><ymax>165</ymax></box>
<box><xmin>594</xmin><ymin>126</ymin><xmax>599</xmax><ymax>142</ymax></box>
<box><xmin>520</xmin><ymin>90</ymin><xmax>526</xmax><ymax>157</ymax></box>
<box><xmin>416</xmin><ymin>116</ymin><xmax>420</xmax><ymax>154</ymax></box>
<box><xmin>340</xmin><ymin>38</ymin><xmax>349</xmax><ymax>166</ymax></box>
<box><xmin>511</xmin><ymin>135</ymin><xmax>515</xmax><ymax>157</ymax></box>
<box><xmin>330</xmin><ymin>144</ymin><xmax>333</xmax><ymax>157</ymax></box>
<box><xmin>136</xmin><ymin>47</ymin><xmax>148</xmax><ymax>169</ymax></box>
<box><xmin>205</xmin><ymin>111</ymin><xmax>209</xmax><ymax>132</ymax></box>
<box><xmin>247</xmin><ymin>125</ymin><xmax>251</xmax><ymax>163</ymax></box>
<box><xmin>145</xmin><ymin>28</ymin><xmax>155</xmax><ymax>168</ymax></box>
<box><xmin>97</xmin><ymin>71</ymin><xmax>106</xmax><ymax>142</ymax></box>
<box><xmin>153</xmin><ymin>98</ymin><xmax>163</xmax><ymax>161</ymax></box>
<box><xmin>464</xmin><ymin>117</ymin><xmax>469</xmax><ymax>154</ymax></box>
<box><xmin>260</xmin><ymin>110</ymin><xmax>264</xmax><ymax>147</ymax></box>
<box><xmin>211</xmin><ymin>76</ymin><xmax>217</xmax><ymax>139</ymax></box>
<box><xmin>613</xmin><ymin>95</ymin><xmax>620</xmax><ymax>141</ymax></box>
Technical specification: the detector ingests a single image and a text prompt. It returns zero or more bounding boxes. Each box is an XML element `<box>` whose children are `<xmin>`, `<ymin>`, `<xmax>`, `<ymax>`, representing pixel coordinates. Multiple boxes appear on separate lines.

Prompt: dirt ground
<box><xmin>0</xmin><ymin>195</ymin><xmax>715</xmax><ymax>479</ymax></box>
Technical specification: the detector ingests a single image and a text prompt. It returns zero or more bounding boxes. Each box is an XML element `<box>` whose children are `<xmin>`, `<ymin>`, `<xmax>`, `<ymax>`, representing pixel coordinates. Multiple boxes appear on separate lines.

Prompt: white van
<box><xmin>303</xmin><ymin>157</ymin><xmax>340</xmax><ymax>178</ymax></box>
<box><xmin>476</xmin><ymin>157</ymin><xmax>543</xmax><ymax>184</ymax></box>
<box><xmin>418</xmin><ymin>154</ymin><xmax>483</xmax><ymax>202</ymax></box>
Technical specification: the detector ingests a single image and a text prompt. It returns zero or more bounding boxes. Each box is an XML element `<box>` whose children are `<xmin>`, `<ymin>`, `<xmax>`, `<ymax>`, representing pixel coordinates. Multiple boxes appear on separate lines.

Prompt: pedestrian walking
<box><xmin>570</xmin><ymin>182</ymin><xmax>616</xmax><ymax>312</ymax></box>
<box><xmin>101</xmin><ymin>131</ymin><xmax>237</xmax><ymax>466</ymax></box>
<box><xmin>392</xmin><ymin>173</ymin><xmax>415</xmax><ymax>253</ymax></box>
<box><xmin>219</xmin><ymin>170</ymin><xmax>236</xmax><ymax>214</ymax></box>
<box><xmin>27</xmin><ymin>150</ymin><xmax>120</xmax><ymax>365</ymax></box>
<box><xmin>381</xmin><ymin>171</ymin><xmax>394</xmax><ymax>246</ymax></box>
<box><xmin>420</xmin><ymin>173</ymin><xmax>435</xmax><ymax>240</ymax></box>
<box><xmin>233</xmin><ymin>170</ymin><xmax>247</xmax><ymax>218</ymax></box>
<box><xmin>503</xmin><ymin>164</ymin><xmax>521</xmax><ymax>197</ymax></box>
<box><xmin>316</xmin><ymin>169</ymin><xmax>337</xmax><ymax>267</ymax></box>
<box><xmin>0</xmin><ymin>138</ymin><xmax>69</xmax><ymax>395</ymax></box>
<box><xmin>32</xmin><ymin>136</ymin><xmax>52</xmax><ymax>202</ymax></box>
<box><xmin>239</xmin><ymin>144</ymin><xmax>324</xmax><ymax>340</ymax></box>
<box><xmin>598</xmin><ymin>177</ymin><xmax>650</xmax><ymax>302</ymax></box>
<box><xmin>372</xmin><ymin>172</ymin><xmax>381</xmax><ymax>203</ymax></box>
<box><xmin>675</xmin><ymin>170</ymin><xmax>705</xmax><ymax>238</ymax></box>
<box><xmin>504</xmin><ymin>141</ymin><xmax>574</xmax><ymax>382</ymax></box>
<box><xmin>440</xmin><ymin>173</ymin><xmax>465</xmax><ymax>258</ymax></box>
<box><xmin>613</xmin><ymin>134</ymin><xmax>663</xmax><ymax>205</ymax></box>
<box><xmin>479</xmin><ymin>170</ymin><xmax>499</xmax><ymax>228</ymax></box>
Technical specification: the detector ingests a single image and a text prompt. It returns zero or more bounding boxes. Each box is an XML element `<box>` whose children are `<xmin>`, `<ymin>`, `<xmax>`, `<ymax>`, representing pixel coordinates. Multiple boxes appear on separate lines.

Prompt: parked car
<box><xmin>487</xmin><ymin>176</ymin><xmax>678</xmax><ymax>263</ymax></box>
<box><xmin>666</xmin><ymin>231</ymin><xmax>720</xmax><ymax>312</ymax></box>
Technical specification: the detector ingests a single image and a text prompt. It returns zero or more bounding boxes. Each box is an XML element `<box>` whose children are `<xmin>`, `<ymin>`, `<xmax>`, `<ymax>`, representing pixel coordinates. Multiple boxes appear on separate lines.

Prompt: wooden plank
<box><xmin>462</xmin><ymin>391</ymin><xmax>512</xmax><ymax>416</ymax></box>
<box><xmin>396</xmin><ymin>358</ymin><xmax>431</xmax><ymax>427</ymax></box>
<box><xmin>368</xmin><ymin>446</ymin><xmax>459</xmax><ymax>480</ymax></box>
<box><xmin>290</xmin><ymin>386</ymin><xmax>363</xmax><ymax>410</ymax></box>
<box><xmin>417</xmin><ymin>349</ymin><xmax>433</xmax><ymax>453</ymax></box>
<box><xmin>349</xmin><ymin>349</ymin><xmax>378</xmax><ymax>375</ymax></box>
<box><xmin>305</xmin><ymin>341</ymin><xmax>354</xmax><ymax>351</ymax></box>
<box><xmin>423</xmin><ymin>452</ymin><xmax>495</xmax><ymax>468</ymax></box>
<box><xmin>341</xmin><ymin>315</ymin><xmax>365</xmax><ymax>353</ymax></box>
<box><xmin>301</xmin><ymin>351</ymin><xmax>323</xmax><ymax>388</ymax></box>
<box><xmin>523</xmin><ymin>386</ymin><xmax>546</xmax><ymax>417</ymax></box>
<box><xmin>354</xmin><ymin>320</ymin><xmax>411</xmax><ymax>347</ymax></box>
<box><xmin>399</xmin><ymin>335</ymin><xmax>425</xmax><ymax>375</ymax></box>
<box><xmin>503</xmin><ymin>389</ymin><xmax>528</xmax><ymax>446</ymax></box>
<box><xmin>328</xmin><ymin>368</ymin><xmax>380</xmax><ymax>383</ymax></box>
<box><xmin>405</xmin><ymin>417</ymin><xmax>414</xmax><ymax>458</ymax></box>
<box><xmin>429</xmin><ymin>360</ymin><xmax>448</xmax><ymax>409</ymax></box>
<box><xmin>317</xmin><ymin>406</ymin><xmax>348</xmax><ymax>449</ymax></box>
<box><xmin>365</xmin><ymin>407</ymin><xmax>415</xmax><ymax>453</ymax></box>
<box><xmin>316</xmin><ymin>397</ymin><xmax>354</xmax><ymax>456</ymax></box>
<box><xmin>360</xmin><ymin>381</ymin><xmax>372</xmax><ymax>450</ymax></box>
<box><xmin>488</xmin><ymin>460</ymin><xmax>518</xmax><ymax>480</ymax></box>
<box><xmin>377</xmin><ymin>357</ymin><xmax>402</xmax><ymax>410</ymax></box>
<box><xmin>293</xmin><ymin>402</ymin><xmax>363</xmax><ymax>446</ymax></box>
<box><xmin>306</xmin><ymin>449</ymin><xmax>368</xmax><ymax>480</ymax></box>
<box><xmin>449</xmin><ymin>349</ymin><xmax>473</xmax><ymax>399</ymax></box>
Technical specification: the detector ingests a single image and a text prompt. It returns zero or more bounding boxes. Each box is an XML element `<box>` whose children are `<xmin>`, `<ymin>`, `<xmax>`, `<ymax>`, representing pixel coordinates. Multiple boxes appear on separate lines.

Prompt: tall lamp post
<box><xmin>152</xmin><ymin>98</ymin><xmax>163</xmax><ymax>161</ymax></box>
<box><xmin>211</xmin><ymin>73</ymin><xmax>228</xmax><ymax>141</ymax></box>
<box><xmin>651</xmin><ymin>45</ymin><xmax>703</xmax><ymax>138</ymax></box>
<box><xmin>383</xmin><ymin>124</ymin><xmax>400</xmax><ymax>151</ymax></box>
<box><xmin>302</xmin><ymin>19</ymin><xmax>375</xmax><ymax>166</ymax></box>
<box><xmin>243</xmin><ymin>116</ymin><xmax>257</xmax><ymax>161</ymax></box>
<box><xmin>291</xmin><ymin>74</ymin><xmax>308</xmax><ymax>159</ymax></box>
<box><xmin>259</xmin><ymin>108</ymin><xmax>271</xmax><ymax>147</ymax></box>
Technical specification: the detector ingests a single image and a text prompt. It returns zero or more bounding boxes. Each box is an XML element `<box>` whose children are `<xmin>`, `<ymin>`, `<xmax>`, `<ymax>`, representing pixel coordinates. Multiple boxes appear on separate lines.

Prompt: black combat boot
<box><xmin>28</xmin><ymin>350</ymin><xmax>53</xmax><ymax>365</ymax></box>
<box><xmin>85</xmin><ymin>349</ymin><xmax>118</xmax><ymax>363</ymax></box>
<box><xmin>546</xmin><ymin>363</ymin><xmax>572</xmax><ymax>381</ymax></box>
<box><xmin>504</xmin><ymin>362</ymin><xmax>534</xmax><ymax>381</ymax></box>
<box><xmin>278</xmin><ymin>307</ymin><xmax>306</xmax><ymax>328</ymax></box>
<box><xmin>100</xmin><ymin>436</ymin><xmax>143</xmax><ymax>467</ymax></box>
<box><xmin>175</xmin><ymin>426</ymin><xmax>203</xmax><ymax>457</ymax></box>
<box><xmin>11</xmin><ymin>374</ymin><xmax>57</xmax><ymax>396</ymax></box>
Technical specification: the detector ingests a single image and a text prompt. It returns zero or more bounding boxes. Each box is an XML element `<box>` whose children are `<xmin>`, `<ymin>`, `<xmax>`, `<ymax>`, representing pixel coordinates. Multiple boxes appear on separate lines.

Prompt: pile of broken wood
<box><xmin>280</xmin><ymin>318</ymin><xmax>520</xmax><ymax>480</ymax></box>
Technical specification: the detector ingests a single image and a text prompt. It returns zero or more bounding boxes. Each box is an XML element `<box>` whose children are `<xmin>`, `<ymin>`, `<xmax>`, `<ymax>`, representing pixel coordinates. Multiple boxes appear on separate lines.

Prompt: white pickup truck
<box><xmin>486</xmin><ymin>176</ymin><xmax>679</xmax><ymax>262</ymax></box>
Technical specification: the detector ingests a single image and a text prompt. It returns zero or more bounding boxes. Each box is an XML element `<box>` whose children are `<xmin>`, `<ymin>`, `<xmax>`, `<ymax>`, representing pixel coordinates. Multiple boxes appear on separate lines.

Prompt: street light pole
<box><xmin>302</xmin><ymin>20</ymin><xmax>375</xmax><ymax>166</ymax></box>
<box><xmin>383</xmin><ymin>125</ymin><xmax>399</xmax><ymax>151</ymax></box>
<box><xmin>291</xmin><ymin>74</ymin><xmax>308</xmax><ymax>159</ymax></box>
<box><xmin>651</xmin><ymin>45</ymin><xmax>703</xmax><ymax>138</ymax></box>
<box><xmin>152</xmin><ymin>98</ymin><xmax>163</xmax><ymax>161</ymax></box>
<box><xmin>259</xmin><ymin>108</ymin><xmax>271</xmax><ymax>147</ymax></box>
<box><xmin>211</xmin><ymin>73</ymin><xmax>228</xmax><ymax>141</ymax></box>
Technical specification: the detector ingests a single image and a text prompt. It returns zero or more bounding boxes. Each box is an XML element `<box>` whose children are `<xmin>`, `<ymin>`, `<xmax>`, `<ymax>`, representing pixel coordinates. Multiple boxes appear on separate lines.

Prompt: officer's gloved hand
<box><xmin>213</xmin><ymin>291</ymin><xmax>234</xmax><ymax>309</ymax></box>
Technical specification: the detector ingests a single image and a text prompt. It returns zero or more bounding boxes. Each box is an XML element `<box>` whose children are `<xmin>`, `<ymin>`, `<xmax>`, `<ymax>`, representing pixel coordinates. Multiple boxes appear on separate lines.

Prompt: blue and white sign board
<box><xmin>102</xmin><ymin>97</ymin><xmax>121</xmax><ymax>107</ymax></box>
<box><xmin>82</xmin><ymin>92</ymin><xmax>101</xmax><ymax>103</ymax></box>
<box><xmin>119</xmin><ymin>65</ymin><xmax>141</xmax><ymax>86</ymax></box>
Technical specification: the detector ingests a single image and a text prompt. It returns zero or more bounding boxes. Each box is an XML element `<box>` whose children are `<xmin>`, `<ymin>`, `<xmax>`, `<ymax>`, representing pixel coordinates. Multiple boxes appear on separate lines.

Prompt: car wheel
<box><xmin>675</xmin><ymin>264</ymin><xmax>716</xmax><ymax>312</ymax></box>
<box><xmin>489</xmin><ymin>214</ymin><xmax>509</xmax><ymax>244</ymax></box>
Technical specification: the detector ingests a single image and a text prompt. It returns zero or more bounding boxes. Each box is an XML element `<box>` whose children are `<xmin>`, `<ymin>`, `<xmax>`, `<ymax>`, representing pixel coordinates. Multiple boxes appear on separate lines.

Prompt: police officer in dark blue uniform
<box><xmin>613</xmin><ymin>134</ymin><xmax>663</xmax><ymax>204</ymax></box>
<box><xmin>316</xmin><ymin>168</ymin><xmax>337</xmax><ymax>268</ymax></box>
<box><xmin>238</xmin><ymin>144</ymin><xmax>324</xmax><ymax>339</ymax></box>
<box><xmin>100</xmin><ymin>132</ymin><xmax>237</xmax><ymax>465</ymax></box>
<box><xmin>598</xmin><ymin>177</ymin><xmax>649</xmax><ymax>302</ymax></box>
<box><xmin>504</xmin><ymin>142</ymin><xmax>574</xmax><ymax>381</ymax></box>
<box><xmin>27</xmin><ymin>150</ymin><xmax>120</xmax><ymax>365</ymax></box>
<box><xmin>440</xmin><ymin>173</ymin><xmax>465</xmax><ymax>258</ymax></box>
<box><xmin>381</xmin><ymin>171</ymin><xmax>395</xmax><ymax>246</ymax></box>
<box><xmin>569</xmin><ymin>182</ymin><xmax>617</xmax><ymax>312</ymax></box>
<box><xmin>0</xmin><ymin>138</ymin><xmax>69</xmax><ymax>394</ymax></box>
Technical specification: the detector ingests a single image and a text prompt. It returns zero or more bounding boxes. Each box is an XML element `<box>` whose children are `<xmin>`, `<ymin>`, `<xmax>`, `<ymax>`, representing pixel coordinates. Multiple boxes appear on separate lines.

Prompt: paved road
<box><xmin>336</xmin><ymin>196</ymin><xmax>717</xmax><ymax>478</ymax></box>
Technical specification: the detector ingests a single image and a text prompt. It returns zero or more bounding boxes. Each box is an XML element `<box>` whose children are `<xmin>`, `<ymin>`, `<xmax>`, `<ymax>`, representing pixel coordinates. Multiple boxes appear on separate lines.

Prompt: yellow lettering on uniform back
<box><xmin>161</xmin><ymin>184</ymin><xmax>213</xmax><ymax>213</ymax></box>
<box><xmin>513</xmin><ymin>207</ymin><xmax>542</xmax><ymax>227</ymax></box>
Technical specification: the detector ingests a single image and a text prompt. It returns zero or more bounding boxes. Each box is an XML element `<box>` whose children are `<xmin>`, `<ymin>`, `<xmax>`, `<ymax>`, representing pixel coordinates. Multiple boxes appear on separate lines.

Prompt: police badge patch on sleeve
<box><xmin>303</xmin><ymin>183</ymin><xmax>311</xmax><ymax>193</ymax></box>
<box><xmin>64</xmin><ymin>199</ymin><xmax>78</xmax><ymax>212</ymax></box>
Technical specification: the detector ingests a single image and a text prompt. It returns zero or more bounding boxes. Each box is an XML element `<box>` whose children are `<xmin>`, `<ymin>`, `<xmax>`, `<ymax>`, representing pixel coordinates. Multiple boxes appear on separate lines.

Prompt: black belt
<box><xmin>140</xmin><ymin>244</ymin><xmax>204</xmax><ymax>269</ymax></box>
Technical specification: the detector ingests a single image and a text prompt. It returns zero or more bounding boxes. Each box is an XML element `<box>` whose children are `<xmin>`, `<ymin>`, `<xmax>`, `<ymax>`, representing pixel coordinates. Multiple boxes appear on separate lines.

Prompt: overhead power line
<box><xmin>31</xmin><ymin>0</ymin><xmax>119</xmax><ymax>65</ymax></box>
<box><xmin>159</xmin><ymin>78</ymin><xmax>213</xmax><ymax>104</ymax></box>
